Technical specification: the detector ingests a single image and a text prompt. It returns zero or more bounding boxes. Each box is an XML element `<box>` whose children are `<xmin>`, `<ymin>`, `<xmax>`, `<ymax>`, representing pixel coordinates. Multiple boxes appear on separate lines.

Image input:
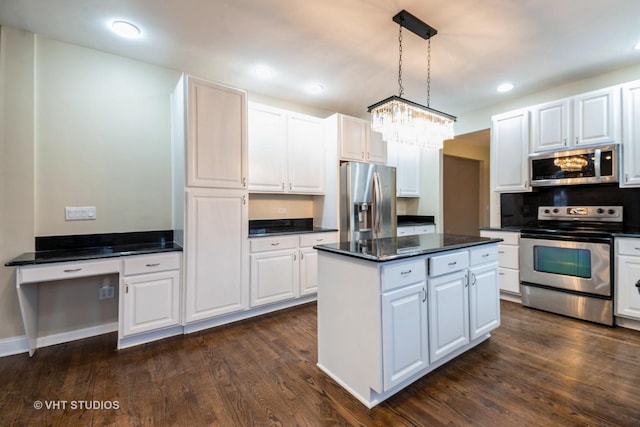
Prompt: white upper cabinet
<box><xmin>387</xmin><ymin>141</ymin><xmax>421</xmax><ymax>197</ymax></box>
<box><xmin>530</xmin><ymin>87</ymin><xmax>620</xmax><ymax>153</ymax></box>
<box><xmin>248</xmin><ymin>103</ymin><xmax>325</xmax><ymax>194</ymax></box>
<box><xmin>186</xmin><ymin>76</ymin><xmax>248</xmax><ymax>189</ymax></box>
<box><xmin>573</xmin><ymin>87</ymin><xmax>620</xmax><ymax>147</ymax></box>
<box><xmin>621</xmin><ymin>80</ymin><xmax>640</xmax><ymax>187</ymax></box>
<box><xmin>491</xmin><ymin>108</ymin><xmax>531</xmax><ymax>192</ymax></box>
<box><xmin>531</xmin><ymin>98</ymin><xmax>571</xmax><ymax>152</ymax></box>
<box><xmin>333</xmin><ymin>114</ymin><xmax>386</xmax><ymax>164</ymax></box>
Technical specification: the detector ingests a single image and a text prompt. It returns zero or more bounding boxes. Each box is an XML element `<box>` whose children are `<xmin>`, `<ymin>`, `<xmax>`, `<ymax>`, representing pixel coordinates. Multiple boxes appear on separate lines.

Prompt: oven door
<box><xmin>520</xmin><ymin>237</ymin><xmax>611</xmax><ymax>296</ymax></box>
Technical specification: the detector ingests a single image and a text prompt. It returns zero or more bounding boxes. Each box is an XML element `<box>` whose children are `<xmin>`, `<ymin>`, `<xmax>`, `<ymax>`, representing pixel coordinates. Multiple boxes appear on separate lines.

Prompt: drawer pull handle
<box><xmin>635</xmin><ymin>279</ymin><xmax>640</xmax><ymax>288</ymax></box>
<box><xmin>63</xmin><ymin>268</ymin><xmax>82</xmax><ymax>273</ymax></box>
<box><xmin>448</xmin><ymin>261</ymin><xmax>457</xmax><ymax>266</ymax></box>
<box><xmin>400</xmin><ymin>270</ymin><xmax>412</xmax><ymax>275</ymax></box>
<box><xmin>271</xmin><ymin>243</ymin><xmax>280</xmax><ymax>246</ymax></box>
<box><xmin>635</xmin><ymin>247</ymin><xmax>640</xmax><ymax>251</ymax></box>
<box><xmin>482</xmin><ymin>253</ymin><xmax>490</xmax><ymax>257</ymax></box>
<box><xmin>498</xmin><ymin>251</ymin><xmax>505</xmax><ymax>254</ymax></box>
<box><xmin>316</xmin><ymin>238</ymin><xmax>324</xmax><ymax>242</ymax></box>
<box><xmin>499</xmin><ymin>272</ymin><xmax>505</xmax><ymax>276</ymax></box>
<box><xmin>146</xmin><ymin>263</ymin><xmax>160</xmax><ymax>267</ymax></box>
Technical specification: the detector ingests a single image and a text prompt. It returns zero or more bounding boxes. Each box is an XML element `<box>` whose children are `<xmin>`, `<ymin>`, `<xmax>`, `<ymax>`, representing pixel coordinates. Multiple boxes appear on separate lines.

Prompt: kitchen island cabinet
<box><xmin>315</xmin><ymin>234</ymin><xmax>500</xmax><ymax>407</ymax></box>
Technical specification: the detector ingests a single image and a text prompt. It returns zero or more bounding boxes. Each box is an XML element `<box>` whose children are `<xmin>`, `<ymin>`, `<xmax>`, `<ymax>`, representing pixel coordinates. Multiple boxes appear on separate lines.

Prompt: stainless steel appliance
<box><xmin>520</xmin><ymin>205</ymin><xmax>622</xmax><ymax>325</ymax></box>
<box><xmin>529</xmin><ymin>144</ymin><xmax>618</xmax><ymax>187</ymax></box>
<box><xmin>340</xmin><ymin>162</ymin><xmax>397</xmax><ymax>242</ymax></box>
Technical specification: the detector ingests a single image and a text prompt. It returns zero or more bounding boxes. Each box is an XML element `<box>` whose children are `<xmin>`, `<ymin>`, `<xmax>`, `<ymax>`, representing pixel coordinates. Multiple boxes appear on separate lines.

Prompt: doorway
<box><xmin>443</xmin><ymin>155</ymin><xmax>481</xmax><ymax>236</ymax></box>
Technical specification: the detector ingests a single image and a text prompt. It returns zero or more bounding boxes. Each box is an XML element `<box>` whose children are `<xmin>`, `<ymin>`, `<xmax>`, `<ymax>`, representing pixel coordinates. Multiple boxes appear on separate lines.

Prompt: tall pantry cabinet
<box><xmin>171</xmin><ymin>75</ymin><xmax>250</xmax><ymax>330</ymax></box>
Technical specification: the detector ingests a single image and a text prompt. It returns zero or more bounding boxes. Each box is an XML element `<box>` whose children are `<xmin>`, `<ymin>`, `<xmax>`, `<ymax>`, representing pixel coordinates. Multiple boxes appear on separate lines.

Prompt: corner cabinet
<box><xmin>186</xmin><ymin>76</ymin><xmax>248</xmax><ymax>189</ymax></box>
<box><xmin>621</xmin><ymin>80</ymin><xmax>640</xmax><ymax>187</ymax></box>
<box><xmin>490</xmin><ymin>109</ymin><xmax>531</xmax><ymax>192</ymax></box>
<box><xmin>248</xmin><ymin>103</ymin><xmax>325</xmax><ymax>194</ymax></box>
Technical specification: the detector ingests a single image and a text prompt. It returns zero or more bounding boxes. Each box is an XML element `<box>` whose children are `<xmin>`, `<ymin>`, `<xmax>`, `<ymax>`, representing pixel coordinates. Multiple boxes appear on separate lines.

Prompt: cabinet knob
<box><xmin>361</xmin><ymin>152</ymin><xmax>365</xmax><ymax>159</ymax></box>
<box><xmin>242</xmin><ymin>177</ymin><xmax>247</xmax><ymax>187</ymax></box>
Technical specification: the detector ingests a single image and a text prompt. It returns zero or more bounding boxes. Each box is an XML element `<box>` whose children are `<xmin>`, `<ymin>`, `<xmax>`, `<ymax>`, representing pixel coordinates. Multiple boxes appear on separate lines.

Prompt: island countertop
<box><xmin>314</xmin><ymin>233</ymin><xmax>502</xmax><ymax>262</ymax></box>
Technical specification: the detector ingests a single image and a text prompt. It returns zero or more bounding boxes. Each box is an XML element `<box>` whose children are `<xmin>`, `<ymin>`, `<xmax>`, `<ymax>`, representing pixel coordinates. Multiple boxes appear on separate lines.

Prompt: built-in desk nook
<box><xmin>5</xmin><ymin>231</ymin><xmax>183</xmax><ymax>356</ymax></box>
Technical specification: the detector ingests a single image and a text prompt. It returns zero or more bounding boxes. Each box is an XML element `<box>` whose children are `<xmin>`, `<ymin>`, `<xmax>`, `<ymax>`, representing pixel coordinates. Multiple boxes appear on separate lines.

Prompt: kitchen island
<box><xmin>315</xmin><ymin>234</ymin><xmax>502</xmax><ymax>408</ymax></box>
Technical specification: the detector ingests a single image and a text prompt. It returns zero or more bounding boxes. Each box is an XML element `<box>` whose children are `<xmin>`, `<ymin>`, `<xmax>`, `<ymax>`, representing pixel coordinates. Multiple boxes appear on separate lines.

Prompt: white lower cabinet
<box><xmin>469</xmin><ymin>259</ymin><xmax>501</xmax><ymax>339</ymax></box>
<box><xmin>615</xmin><ymin>238</ymin><xmax>640</xmax><ymax>320</ymax></box>
<box><xmin>479</xmin><ymin>230</ymin><xmax>521</xmax><ymax>295</ymax></box>
<box><xmin>250</xmin><ymin>232</ymin><xmax>338</xmax><ymax>306</ymax></box>
<box><xmin>121</xmin><ymin>253</ymin><xmax>181</xmax><ymax>337</ymax></box>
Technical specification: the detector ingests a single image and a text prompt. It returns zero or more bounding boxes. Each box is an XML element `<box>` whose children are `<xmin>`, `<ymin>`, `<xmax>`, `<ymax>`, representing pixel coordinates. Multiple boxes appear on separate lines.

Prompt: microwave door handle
<box><xmin>594</xmin><ymin>148</ymin><xmax>601</xmax><ymax>179</ymax></box>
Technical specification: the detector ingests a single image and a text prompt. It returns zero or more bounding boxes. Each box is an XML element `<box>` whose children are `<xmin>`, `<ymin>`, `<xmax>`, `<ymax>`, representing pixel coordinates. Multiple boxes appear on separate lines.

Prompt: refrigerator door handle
<box><xmin>373</xmin><ymin>170</ymin><xmax>383</xmax><ymax>236</ymax></box>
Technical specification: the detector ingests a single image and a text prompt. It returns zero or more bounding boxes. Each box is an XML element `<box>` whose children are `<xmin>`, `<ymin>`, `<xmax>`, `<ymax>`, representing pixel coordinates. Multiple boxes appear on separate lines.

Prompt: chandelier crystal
<box><xmin>369</xmin><ymin>10</ymin><xmax>455</xmax><ymax>150</ymax></box>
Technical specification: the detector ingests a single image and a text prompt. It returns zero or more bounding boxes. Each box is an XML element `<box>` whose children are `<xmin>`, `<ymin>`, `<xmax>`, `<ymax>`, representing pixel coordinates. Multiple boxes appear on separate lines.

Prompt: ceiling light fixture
<box><xmin>111</xmin><ymin>20</ymin><xmax>141</xmax><ymax>38</ymax></box>
<box><xmin>253</xmin><ymin>64</ymin><xmax>275</xmax><ymax>79</ymax></box>
<box><xmin>368</xmin><ymin>10</ymin><xmax>456</xmax><ymax>150</ymax></box>
<box><xmin>497</xmin><ymin>82</ymin><xmax>514</xmax><ymax>93</ymax></box>
<box><xmin>307</xmin><ymin>83</ymin><xmax>324</xmax><ymax>95</ymax></box>
<box><xmin>634</xmin><ymin>41</ymin><xmax>640</xmax><ymax>50</ymax></box>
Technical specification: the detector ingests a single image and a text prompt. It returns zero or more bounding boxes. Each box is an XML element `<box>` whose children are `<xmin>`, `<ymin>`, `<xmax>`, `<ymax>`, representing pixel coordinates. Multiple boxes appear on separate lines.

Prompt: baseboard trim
<box><xmin>0</xmin><ymin>335</ymin><xmax>28</xmax><ymax>357</ymax></box>
<box><xmin>36</xmin><ymin>322</ymin><xmax>118</xmax><ymax>349</ymax></box>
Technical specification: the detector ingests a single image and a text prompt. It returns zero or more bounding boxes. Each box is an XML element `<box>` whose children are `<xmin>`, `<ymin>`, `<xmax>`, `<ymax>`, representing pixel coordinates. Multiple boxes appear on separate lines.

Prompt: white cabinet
<box><xmin>615</xmin><ymin>238</ymin><xmax>640</xmax><ymax>320</ymax></box>
<box><xmin>479</xmin><ymin>230</ymin><xmax>521</xmax><ymax>295</ymax></box>
<box><xmin>428</xmin><ymin>269</ymin><xmax>469</xmax><ymax>363</ymax></box>
<box><xmin>186</xmin><ymin>76</ymin><xmax>248</xmax><ymax>189</ymax></box>
<box><xmin>621</xmin><ymin>80</ymin><xmax>640</xmax><ymax>187</ymax></box>
<box><xmin>329</xmin><ymin>113</ymin><xmax>386</xmax><ymax>164</ymax></box>
<box><xmin>184</xmin><ymin>188</ymin><xmax>249</xmax><ymax>322</ymax></box>
<box><xmin>387</xmin><ymin>141</ymin><xmax>420</xmax><ymax>197</ymax></box>
<box><xmin>121</xmin><ymin>253</ymin><xmax>181</xmax><ymax>337</ymax></box>
<box><xmin>468</xmin><ymin>250</ymin><xmax>500</xmax><ymax>339</ymax></box>
<box><xmin>248</xmin><ymin>103</ymin><xmax>325</xmax><ymax>194</ymax></box>
<box><xmin>397</xmin><ymin>224</ymin><xmax>435</xmax><ymax>236</ymax></box>
<box><xmin>573</xmin><ymin>87</ymin><xmax>620</xmax><ymax>147</ymax></box>
<box><xmin>250</xmin><ymin>232</ymin><xmax>338</xmax><ymax>305</ymax></box>
<box><xmin>531</xmin><ymin>98</ymin><xmax>571</xmax><ymax>152</ymax></box>
<box><xmin>491</xmin><ymin>109</ymin><xmax>531</xmax><ymax>192</ymax></box>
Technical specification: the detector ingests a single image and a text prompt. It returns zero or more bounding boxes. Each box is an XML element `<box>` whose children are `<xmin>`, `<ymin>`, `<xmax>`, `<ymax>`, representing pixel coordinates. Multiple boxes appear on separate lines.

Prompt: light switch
<box><xmin>65</xmin><ymin>206</ymin><xmax>97</xmax><ymax>221</ymax></box>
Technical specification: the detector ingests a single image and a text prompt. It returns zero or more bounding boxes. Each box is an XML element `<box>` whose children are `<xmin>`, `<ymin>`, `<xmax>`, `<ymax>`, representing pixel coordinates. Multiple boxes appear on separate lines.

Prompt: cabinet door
<box><xmin>339</xmin><ymin>115</ymin><xmax>367</xmax><ymax>161</ymax></box>
<box><xmin>382</xmin><ymin>282</ymin><xmax>429</xmax><ymax>390</ymax></box>
<box><xmin>122</xmin><ymin>270</ymin><xmax>181</xmax><ymax>336</ymax></box>
<box><xmin>397</xmin><ymin>144</ymin><xmax>421</xmax><ymax>197</ymax></box>
<box><xmin>621</xmin><ymin>81</ymin><xmax>640</xmax><ymax>187</ymax></box>
<box><xmin>248</xmin><ymin>103</ymin><xmax>287</xmax><ymax>192</ymax></box>
<box><xmin>250</xmin><ymin>249</ymin><xmax>299</xmax><ymax>307</ymax></box>
<box><xmin>367</xmin><ymin>129</ymin><xmax>387</xmax><ymax>164</ymax></box>
<box><xmin>299</xmin><ymin>247</ymin><xmax>319</xmax><ymax>296</ymax></box>
<box><xmin>531</xmin><ymin>98</ymin><xmax>570</xmax><ymax>152</ymax></box>
<box><xmin>491</xmin><ymin>109</ymin><xmax>530</xmax><ymax>192</ymax></box>
<box><xmin>288</xmin><ymin>113</ymin><xmax>325</xmax><ymax>194</ymax></box>
<box><xmin>573</xmin><ymin>87</ymin><xmax>620</xmax><ymax>146</ymax></box>
<box><xmin>469</xmin><ymin>262</ymin><xmax>500</xmax><ymax>339</ymax></box>
<box><xmin>615</xmin><ymin>255</ymin><xmax>640</xmax><ymax>319</ymax></box>
<box><xmin>187</xmin><ymin>77</ymin><xmax>248</xmax><ymax>189</ymax></box>
<box><xmin>428</xmin><ymin>270</ymin><xmax>469</xmax><ymax>363</ymax></box>
<box><xmin>185</xmin><ymin>189</ymin><xmax>249</xmax><ymax>322</ymax></box>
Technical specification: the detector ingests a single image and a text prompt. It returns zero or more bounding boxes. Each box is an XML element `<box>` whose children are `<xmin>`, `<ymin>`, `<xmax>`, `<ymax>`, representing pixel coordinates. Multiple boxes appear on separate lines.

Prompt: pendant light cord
<box><xmin>426</xmin><ymin>34</ymin><xmax>431</xmax><ymax>108</ymax></box>
<box><xmin>398</xmin><ymin>24</ymin><xmax>404</xmax><ymax>98</ymax></box>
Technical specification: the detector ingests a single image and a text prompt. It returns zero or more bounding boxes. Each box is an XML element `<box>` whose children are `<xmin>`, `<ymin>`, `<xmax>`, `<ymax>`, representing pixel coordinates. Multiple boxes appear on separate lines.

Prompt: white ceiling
<box><xmin>2</xmin><ymin>0</ymin><xmax>640</xmax><ymax>119</ymax></box>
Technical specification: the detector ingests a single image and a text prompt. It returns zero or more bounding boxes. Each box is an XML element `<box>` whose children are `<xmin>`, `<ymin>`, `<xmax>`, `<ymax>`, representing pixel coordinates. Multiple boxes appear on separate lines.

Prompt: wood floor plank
<box><xmin>2</xmin><ymin>300</ymin><xmax>640</xmax><ymax>426</ymax></box>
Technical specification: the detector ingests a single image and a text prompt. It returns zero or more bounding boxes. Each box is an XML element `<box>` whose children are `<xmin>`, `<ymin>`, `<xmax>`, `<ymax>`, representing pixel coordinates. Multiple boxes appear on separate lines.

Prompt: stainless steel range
<box><xmin>519</xmin><ymin>205</ymin><xmax>623</xmax><ymax>325</ymax></box>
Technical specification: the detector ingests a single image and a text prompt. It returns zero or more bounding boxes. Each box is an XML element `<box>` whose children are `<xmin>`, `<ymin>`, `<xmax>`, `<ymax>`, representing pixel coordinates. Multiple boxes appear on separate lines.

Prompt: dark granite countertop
<box><xmin>5</xmin><ymin>230</ymin><xmax>182</xmax><ymax>267</ymax></box>
<box><xmin>314</xmin><ymin>233</ymin><xmax>502</xmax><ymax>262</ymax></box>
<box><xmin>248</xmin><ymin>218</ymin><xmax>337</xmax><ymax>238</ymax></box>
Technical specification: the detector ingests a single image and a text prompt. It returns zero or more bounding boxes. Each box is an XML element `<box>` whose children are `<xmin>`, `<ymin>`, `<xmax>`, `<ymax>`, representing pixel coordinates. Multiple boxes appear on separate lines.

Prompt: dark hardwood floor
<box><xmin>2</xmin><ymin>300</ymin><xmax>640</xmax><ymax>426</ymax></box>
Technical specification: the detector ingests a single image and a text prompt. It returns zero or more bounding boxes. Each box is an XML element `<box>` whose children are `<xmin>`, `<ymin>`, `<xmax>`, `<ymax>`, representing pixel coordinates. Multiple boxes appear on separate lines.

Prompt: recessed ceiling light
<box><xmin>634</xmin><ymin>41</ymin><xmax>640</xmax><ymax>50</ymax></box>
<box><xmin>253</xmin><ymin>64</ymin><xmax>275</xmax><ymax>79</ymax></box>
<box><xmin>307</xmin><ymin>83</ymin><xmax>324</xmax><ymax>95</ymax></box>
<box><xmin>497</xmin><ymin>82</ymin><xmax>514</xmax><ymax>93</ymax></box>
<box><xmin>111</xmin><ymin>20</ymin><xmax>141</xmax><ymax>38</ymax></box>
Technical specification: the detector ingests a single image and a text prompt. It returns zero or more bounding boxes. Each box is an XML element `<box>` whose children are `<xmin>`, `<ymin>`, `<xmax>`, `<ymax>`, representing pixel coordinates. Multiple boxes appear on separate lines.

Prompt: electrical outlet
<box><xmin>99</xmin><ymin>286</ymin><xmax>115</xmax><ymax>300</ymax></box>
<box><xmin>65</xmin><ymin>206</ymin><xmax>96</xmax><ymax>221</ymax></box>
<box><xmin>278</xmin><ymin>208</ymin><xmax>286</xmax><ymax>213</ymax></box>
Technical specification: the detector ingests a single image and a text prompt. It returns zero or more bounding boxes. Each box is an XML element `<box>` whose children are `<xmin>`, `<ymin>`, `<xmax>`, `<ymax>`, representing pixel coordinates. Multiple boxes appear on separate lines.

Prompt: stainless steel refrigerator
<box><xmin>340</xmin><ymin>162</ymin><xmax>397</xmax><ymax>242</ymax></box>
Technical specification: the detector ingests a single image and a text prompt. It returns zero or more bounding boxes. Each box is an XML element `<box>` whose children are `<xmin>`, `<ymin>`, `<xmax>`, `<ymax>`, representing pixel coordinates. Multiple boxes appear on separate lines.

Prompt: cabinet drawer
<box><xmin>617</xmin><ymin>238</ymin><xmax>640</xmax><ymax>256</ymax></box>
<box><xmin>498</xmin><ymin>245</ymin><xmax>519</xmax><ymax>269</ymax></box>
<box><xmin>19</xmin><ymin>259</ymin><xmax>121</xmax><ymax>284</ymax></box>
<box><xmin>414</xmin><ymin>225</ymin><xmax>435</xmax><ymax>234</ymax></box>
<box><xmin>480</xmin><ymin>230</ymin><xmax>520</xmax><ymax>245</ymax></box>
<box><xmin>381</xmin><ymin>258</ymin><xmax>426</xmax><ymax>292</ymax></box>
<box><xmin>300</xmin><ymin>232</ymin><xmax>338</xmax><ymax>247</ymax></box>
<box><xmin>397</xmin><ymin>226</ymin><xmax>414</xmax><ymax>236</ymax></box>
<box><xmin>470</xmin><ymin>244</ymin><xmax>498</xmax><ymax>265</ymax></box>
<box><xmin>429</xmin><ymin>251</ymin><xmax>469</xmax><ymax>277</ymax></box>
<box><xmin>123</xmin><ymin>253</ymin><xmax>181</xmax><ymax>276</ymax></box>
<box><xmin>498</xmin><ymin>267</ymin><xmax>520</xmax><ymax>294</ymax></box>
<box><xmin>250</xmin><ymin>235</ymin><xmax>298</xmax><ymax>253</ymax></box>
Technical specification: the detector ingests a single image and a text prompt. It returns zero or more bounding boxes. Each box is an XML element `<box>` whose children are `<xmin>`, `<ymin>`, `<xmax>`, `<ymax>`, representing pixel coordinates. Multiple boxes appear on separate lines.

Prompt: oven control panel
<box><xmin>538</xmin><ymin>206</ymin><xmax>623</xmax><ymax>222</ymax></box>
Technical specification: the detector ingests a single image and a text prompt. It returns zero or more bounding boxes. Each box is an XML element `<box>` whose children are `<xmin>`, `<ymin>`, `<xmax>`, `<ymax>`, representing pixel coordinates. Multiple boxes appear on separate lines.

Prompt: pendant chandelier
<box><xmin>368</xmin><ymin>10</ymin><xmax>456</xmax><ymax>150</ymax></box>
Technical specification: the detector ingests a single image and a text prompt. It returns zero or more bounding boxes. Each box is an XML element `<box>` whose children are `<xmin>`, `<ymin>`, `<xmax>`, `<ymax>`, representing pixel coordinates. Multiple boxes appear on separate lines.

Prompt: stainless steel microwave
<box><xmin>529</xmin><ymin>144</ymin><xmax>619</xmax><ymax>187</ymax></box>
